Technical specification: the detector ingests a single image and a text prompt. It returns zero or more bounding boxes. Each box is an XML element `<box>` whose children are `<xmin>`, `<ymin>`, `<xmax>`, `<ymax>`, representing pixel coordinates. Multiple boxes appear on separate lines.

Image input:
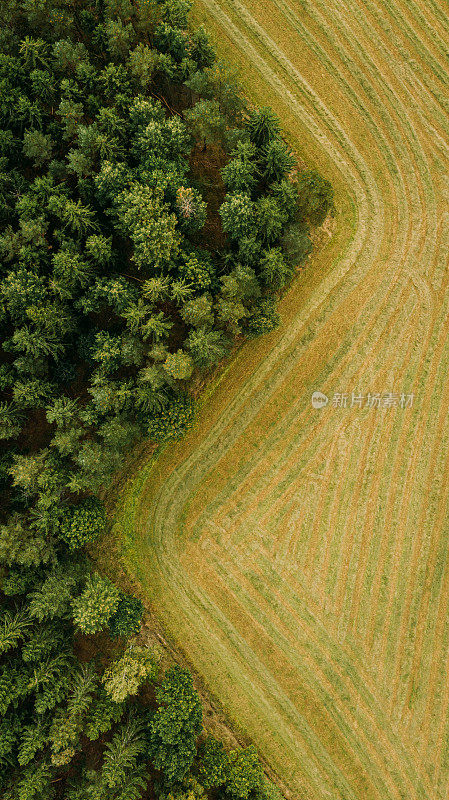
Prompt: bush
<box><xmin>280</xmin><ymin>222</ymin><xmax>313</xmax><ymax>266</ymax></box>
<box><xmin>295</xmin><ymin>169</ymin><xmax>334</xmax><ymax>226</ymax></box>
<box><xmin>58</xmin><ymin>498</ymin><xmax>106</xmax><ymax>550</ymax></box>
<box><xmin>196</xmin><ymin>736</ymin><xmax>229</xmax><ymax>789</ymax></box>
<box><xmin>108</xmin><ymin>594</ymin><xmax>144</xmax><ymax>638</ymax></box>
<box><xmin>147</xmin><ymin>394</ymin><xmax>196</xmax><ymax>442</ymax></box>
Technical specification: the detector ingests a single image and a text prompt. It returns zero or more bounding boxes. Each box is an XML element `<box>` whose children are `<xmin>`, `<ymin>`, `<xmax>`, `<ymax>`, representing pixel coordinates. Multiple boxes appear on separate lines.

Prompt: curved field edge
<box><xmin>113</xmin><ymin>0</ymin><xmax>449</xmax><ymax>798</ymax></box>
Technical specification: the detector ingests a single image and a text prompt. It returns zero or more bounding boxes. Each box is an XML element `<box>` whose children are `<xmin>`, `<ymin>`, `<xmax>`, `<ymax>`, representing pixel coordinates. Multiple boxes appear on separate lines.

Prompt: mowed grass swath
<box><xmin>114</xmin><ymin>0</ymin><xmax>449</xmax><ymax>798</ymax></box>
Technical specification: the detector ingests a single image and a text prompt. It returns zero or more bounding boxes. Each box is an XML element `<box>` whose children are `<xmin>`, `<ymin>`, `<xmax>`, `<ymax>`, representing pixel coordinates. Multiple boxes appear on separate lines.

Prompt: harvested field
<box><xmin>114</xmin><ymin>1</ymin><xmax>449</xmax><ymax>797</ymax></box>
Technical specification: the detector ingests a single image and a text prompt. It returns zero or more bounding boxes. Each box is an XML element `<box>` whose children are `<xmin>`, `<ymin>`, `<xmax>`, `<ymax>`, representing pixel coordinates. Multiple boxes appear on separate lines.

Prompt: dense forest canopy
<box><xmin>0</xmin><ymin>0</ymin><xmax>333</xmax><ymax>798</ymax></box>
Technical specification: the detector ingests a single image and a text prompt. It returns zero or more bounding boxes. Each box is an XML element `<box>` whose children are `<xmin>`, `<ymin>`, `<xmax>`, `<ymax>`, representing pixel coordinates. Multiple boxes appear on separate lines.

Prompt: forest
<box><xmin>0</xmin><ymin>0</ymin><xmax>333</xmax><ymax>798</ymax></box>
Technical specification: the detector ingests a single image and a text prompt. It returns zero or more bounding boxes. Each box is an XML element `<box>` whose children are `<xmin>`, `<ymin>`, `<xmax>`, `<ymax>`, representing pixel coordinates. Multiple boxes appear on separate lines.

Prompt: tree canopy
<box><xmin>0</xmin><ymin>0</ymin><xmax>333</xmax><ymax>798</ymax></box>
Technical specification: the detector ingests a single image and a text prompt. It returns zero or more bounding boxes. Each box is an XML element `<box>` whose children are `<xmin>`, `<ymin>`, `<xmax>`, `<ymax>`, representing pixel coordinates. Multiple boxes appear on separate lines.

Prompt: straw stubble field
<box><xmin>115</xmin><ymin>1</ymin><xmax>449</xmax><ymax>798</ymax></box>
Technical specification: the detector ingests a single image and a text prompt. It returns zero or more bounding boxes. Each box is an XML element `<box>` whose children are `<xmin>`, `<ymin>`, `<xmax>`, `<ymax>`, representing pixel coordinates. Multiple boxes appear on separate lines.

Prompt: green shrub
<box><xmin>147</xmin><ymin>394</ymin><xmax>196</xmax><ymax>442</ymax></box>
<box><xmin>108</xmin><ymin>594</ymin><xmax>144</xmax><ymax>638</ymax></box>
<box><xmin>58</xmin><ymin>498</ymin><xmax>106</xmax><ymax>550</ymax></box>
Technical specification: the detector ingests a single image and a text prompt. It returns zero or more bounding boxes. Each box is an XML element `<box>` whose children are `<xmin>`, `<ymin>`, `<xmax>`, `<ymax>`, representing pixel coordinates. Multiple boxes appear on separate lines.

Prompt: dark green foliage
<box><xmin>195</xmin><ymin>736</ymin><xmax>229</xmax><ymax>789</ymax></box>
<box><xmin>262</xmin><ymin>140</ymin><xmax>295</xmax><ymax>183</ymax></box>
<box><xmin>244</xmin><ymin>299</ymin><xmax>280</xmax><ymax>338</ymax></box>
<box><xmin>280</xmin><ymin>222</ymin><xmax>313</xmax><ymax>266</ymax></box>
<box><xmin>108</xmin><ymin>594</ymin><xmax>144</xmax><ymax>638</ymax></box>
<box><xmin>247</xmin><ymin>107</ymin><xmax>281</xmax><ymax>147</ymax></box>
<box><xmin>146</xmin><ymin>666</ymin><xmax>202</xmax><ymax>783</ymax></box>
<box><xmin>147</xmin><ymin>393</ymin><xmax>196</xmax><ymax>441</ymax></box>
<box><xmin>295</xmin><ymin>169</ymin><xmax>334</xmax><ymax>226</ymax></box>
<box><xmin>58</xmin><ymin>498</ymin><xmax>106</xmax><ymax>550</ymax></box>
<box><xmin>84</xmin><ymin>687</ymin><xmax>125</xmax><ymax>740</ymax></box>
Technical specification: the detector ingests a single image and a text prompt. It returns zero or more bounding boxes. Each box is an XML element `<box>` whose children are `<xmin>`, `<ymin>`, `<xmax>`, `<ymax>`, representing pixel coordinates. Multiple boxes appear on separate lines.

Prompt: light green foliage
<box><xmin>1</xmin><ymin>269</ymin><xmax>47</xmax><ymax>322</ymax></box>
<box><xmin>105</xmin><ymin>19</ymin><xmax>135</xmax><ymax>60</ymax></box>
<box><xmin>18</xmin><ymin>720</ymin><xmax>49</xmax><ymax>766</ymax></box>
<box><xmin>181</xmin><ymin>294</ymin><xmax>214</xmax><ymax>327</ymax></box>
<box><xmin>85</xmin><ymin>234</ymin><xmax>113</xmax><ymax>266</ymax></box>
<box><xmin>30</xmin><ymin>652</ymin><xmax>74</xmax><ymax>714</ymax></box>
<box><xmin>219</xmin><ymin>193</ymin><xmax>256</xmax><ymax>240</ymax></box>
<box><xmin>175</xmin><ymin>187</ymin><xmax>207</xmax><ymax>233</ymax></box>
<box><xmin>221</xmin><ymin>151</ymin><xmax>258</xmax><ymax>193</ymax></box>
<box><xmin>142</xmin><ymin>275</ymin><xmax>171</xmax><ymax>303</ymax></box>
<box><xmin>164</xmin><ymin>350</ymin><xmax>194</xmax><ymax>380</ymax></box>
<box><xmin>0</xmin><ymin>608</ymin><xmax>31</xmax><ymax>654</ymax></box>
<box><xmin>0</xmin><ymin>713</ymin><xmax>21</xmax><ymax>768</ymax></box>
<box><xmin>11</xmin><ymin>760</ymin><xmax>54</xmax><ymax>800</ymax></box>
<box><xmin>215</xmin><ymin>296</ymin><xmax>247</xmax><ymax>331</ymax></box>
<box><xmin>116</xmin><ymin>183</ymin><xmax>180</xmax><ymax>270</ymax></box>
<box><xmin>12</xmin><ymin>378</ymin><xmax>54</xmax><ymax>409</ymax></box>
<box><xmin>256</xmin><ymin>196</ymin><xmax>286</xmax><ymax>244</ymax></box>
<box><xmin>73</xmin><ymin>440</ymin><xmax>123</xmax><ymax>491</ymax></box>
<box><xmin>179</xmin><ymin>254</ymin><xmax>213</xmax><ymax>290</ymax></box>
<box><xmin>72</xmin><ymin>572</ymin><xmax>120</xmax><ymax>634</ymax></box>
<box><xmin>46</xmin><ymin>396</ymin><xmax>79</xmax><ymax>428</ymax></box>
<box><xmin>0</xmin><ymin>514</ymin><xmax>55</xmax><ymax>568</ymax></box>
<box><xmin>186</xmin><ymin>59</ymin><xmax>244</xmax><ymax>121</ymax></box>
<box><xmin>23</xmin><ymin>129</ymin><xmax>53</xmax><ymax>167</ymax></box>
<box><xmin>186</xmin><ymin>326</ymin><xmax>230</xmax><ymax>369</ymax></box>
<box><xmin>220</xmin><ymin>265</ymin><xmax>260</xmax><ymax>302</ymax></box>
<box><xmin>49</xmin><ymin>664</ymin><xmax>98</xmax><ymax>765</ymax></box>
<box><xmin>259</xmin><ymin>247</ymin><xmax>294</xmax><ymax>290</ymax></box>
<box><xmin>160</xmin><ymin>776</ymin><xmax>207</xmax><ymax>800</ymax></box>
<box><xmin>52</xmin><ymin>39</ymin><xmax>89</xmax><ymax>73</ymax></box>
<box><xmin>102</xmin><ymin>717</ymin><xmax>147</xmax><ymax>789</ymax></box>
<box><xmin>129</xmin><ymin>43</ymin><xmax>157</xmax><ymax>86</ymax></box>
<box><xmin>98</xmin><ymin>416</ymin><xmax>140</xmax><ymax>452</ymax></box>
<box><xmin>224</xmin><ymin>746</ymin><xmax>263</xmax><ymax>800</ymax></box>
<box><xmin>21</xmin><ymin>623</ymin><xmax>67</xmax><ymax>663</ymax></box>
<box><xmin>271</xmin><ymin>179</ymin><xmax>299</xmax><ymax>222</ymax></box>
<box><xmin>92</xmin><ymin>331</ymin><xmax>123</xmax><ymax>374</ymax></box>
<box><xmin>29</xmin><ymin>563</ymin><xmax>86</xmax><ymax>621</ymax></box>
<box><xmin>102</xmin><ymin>645</ymin><xmax>158</xmax><ymax>703</ymax></box>
<box><xmin>0</xmin><ymin>401</ymin><xmax>23</xmax><ymax>439</ymax></box>
<box><xmin>58</xmin><ymin>98</ymin><xmax>84</xmax><ymax>140</ymax></box>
